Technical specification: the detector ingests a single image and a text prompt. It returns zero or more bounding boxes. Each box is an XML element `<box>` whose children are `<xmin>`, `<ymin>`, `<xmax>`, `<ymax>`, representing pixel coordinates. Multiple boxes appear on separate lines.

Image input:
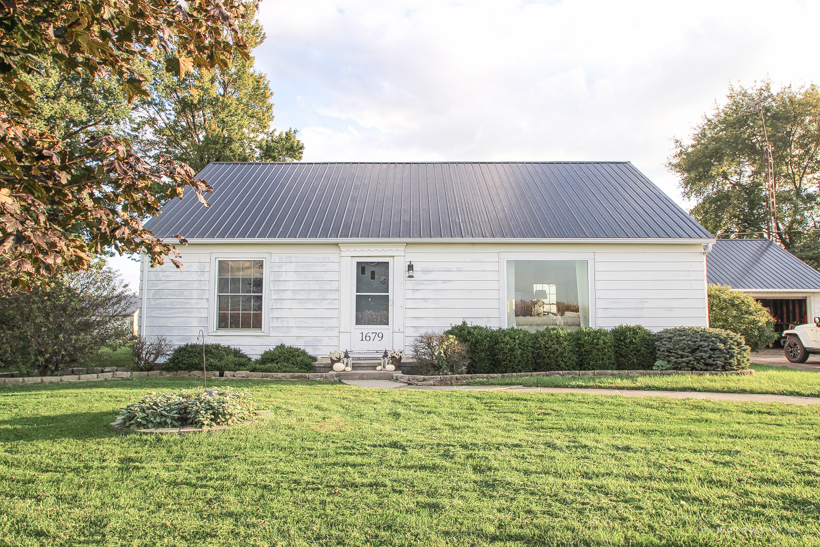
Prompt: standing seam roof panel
<box><xmin>144</xmin><ymin>162</ymin><xmax>713</xmax><ymax>240</ymax></box>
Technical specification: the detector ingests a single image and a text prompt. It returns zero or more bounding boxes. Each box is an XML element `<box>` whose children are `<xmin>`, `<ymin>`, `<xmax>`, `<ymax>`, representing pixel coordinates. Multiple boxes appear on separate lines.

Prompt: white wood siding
<box><xmin>404</xmin><ymin>246</ymin><xmax>501</xmax><ymax>343</ymax></box>
<box><xmin>141</xmin><ymin>245</ymin><xmax>340</xmax><ymax>357</ymax></box>
<box><xmin>141</xmin><ymin>241</ymin><xmax>709</xmax><ymax>356</ymax></box>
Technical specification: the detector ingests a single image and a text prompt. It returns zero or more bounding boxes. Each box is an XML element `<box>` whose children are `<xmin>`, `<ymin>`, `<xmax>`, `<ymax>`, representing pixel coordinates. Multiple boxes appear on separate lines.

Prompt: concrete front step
<box><xmin>335</xmin><ymin>371</ymin><xmax>399</xmax><ymax>380</ymax></box>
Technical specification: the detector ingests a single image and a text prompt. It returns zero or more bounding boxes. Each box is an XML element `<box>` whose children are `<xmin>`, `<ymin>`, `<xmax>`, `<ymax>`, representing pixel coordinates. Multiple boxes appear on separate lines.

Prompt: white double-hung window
<box><xmin>216</xmin><ymin>259</ymin><xmax>264</xmax><ymax>330</ymax></box>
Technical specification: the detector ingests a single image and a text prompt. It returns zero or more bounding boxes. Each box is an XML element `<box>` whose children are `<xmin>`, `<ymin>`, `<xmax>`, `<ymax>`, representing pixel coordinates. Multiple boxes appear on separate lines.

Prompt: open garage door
<box><xmin>757</xmin><ymin>298</ymin><xmax>808</xmax><ymax>345</ymax></box>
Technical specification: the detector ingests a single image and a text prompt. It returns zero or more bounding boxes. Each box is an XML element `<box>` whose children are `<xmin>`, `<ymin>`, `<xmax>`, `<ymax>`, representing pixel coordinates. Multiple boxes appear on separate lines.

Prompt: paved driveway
<box><xmin>752</xmin><ymin>348</ymin><xmax>820</xmax><ymax>371</ymax></box>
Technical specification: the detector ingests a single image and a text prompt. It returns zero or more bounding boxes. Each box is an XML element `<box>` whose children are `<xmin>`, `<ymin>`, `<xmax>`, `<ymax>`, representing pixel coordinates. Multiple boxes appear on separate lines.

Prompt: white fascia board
<box><xmin>737</xmin><ymin>289</ymin><xmax>820</xmax><ymax>294</ymax></box>
<box><xmin>176</xmin><ymin>237</ymin><xmax>715</xmax><ymax>245</ymax></box>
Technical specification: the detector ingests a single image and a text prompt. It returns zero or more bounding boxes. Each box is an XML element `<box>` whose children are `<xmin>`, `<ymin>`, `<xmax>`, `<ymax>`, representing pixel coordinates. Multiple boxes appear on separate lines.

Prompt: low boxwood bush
<box><xmin>708</xmin><ymin>284</ymin><xmax>778</xmax><ymax>352</ymax></box>
<box><xmin>654</xmin><ymin>327</ymin><xmax>750</xmax><ymax>371</ymax></box>
<box><xmin>573</xmin><ymin>328</ymin><xmax>615</xmax><ymax>370</ymax></box>
<box><xmin>611</xmin><ymin>325</ymin><xmax>655</xmax><ymax>370</ymax></box>
<box><xmin>446</xmin><ymin>322</ymin><xmax>497</xmax><ymax>374</ymax></box>
<box><xmin>114</xmin><ymin>388</ymin><xmax>255</xmax><ymax>430</ymax></box>
<box><xmin>532</xmin><ymin>328</ymin><xmax>577</xmax><ymax>371</ymax></box>
<box><xmin>163</xmin><ymin>343</ymin><xmax>253</xmax><ymax>372</ymax></box>
<box><xmin>253</xmin><ymin>344</ymin><xmax>316</xmax><ymax>373</ymax></box>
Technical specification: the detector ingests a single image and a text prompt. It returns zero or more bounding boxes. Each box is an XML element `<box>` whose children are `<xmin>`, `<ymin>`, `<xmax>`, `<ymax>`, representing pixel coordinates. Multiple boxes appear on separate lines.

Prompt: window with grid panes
<box><xmin>217</xmin><ymin>260</ymin><xmax>264</xmax><ymax>329</ymax></box>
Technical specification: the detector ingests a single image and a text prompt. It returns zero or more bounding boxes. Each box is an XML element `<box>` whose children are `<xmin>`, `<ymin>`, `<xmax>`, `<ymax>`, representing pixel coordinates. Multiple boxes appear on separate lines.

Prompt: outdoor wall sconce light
<box><xmin>407</xmin><ymin>261</ymin><xmax>414</xmax><ymax>279</ymax></box>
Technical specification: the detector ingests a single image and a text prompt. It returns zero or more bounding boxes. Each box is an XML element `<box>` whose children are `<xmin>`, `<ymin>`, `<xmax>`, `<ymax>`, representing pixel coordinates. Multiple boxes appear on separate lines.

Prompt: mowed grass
<box><xmin>467</xmin><ymin>364</ymin><xmax>820</xmax><ymax>397</ymax></box>
<box><xmin>1</xmin><ymin>380</ymin><xmax>819</xmax><ymax>546</ymax></box>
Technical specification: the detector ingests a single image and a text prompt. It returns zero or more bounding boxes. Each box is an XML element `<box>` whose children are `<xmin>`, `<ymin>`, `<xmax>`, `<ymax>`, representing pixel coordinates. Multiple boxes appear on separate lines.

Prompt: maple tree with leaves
<box><xmin>0</xmin><ymin>0</ymin><xmax>255</xmax><ymax>285</ymax></box>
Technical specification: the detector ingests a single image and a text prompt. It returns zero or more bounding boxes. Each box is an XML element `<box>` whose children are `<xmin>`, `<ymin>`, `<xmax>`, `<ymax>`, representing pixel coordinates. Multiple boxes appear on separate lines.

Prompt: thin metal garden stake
<box><xmin>197</xmin><ymin>330</ymin><xmax>206</xmax><ymax>389</ymax></box>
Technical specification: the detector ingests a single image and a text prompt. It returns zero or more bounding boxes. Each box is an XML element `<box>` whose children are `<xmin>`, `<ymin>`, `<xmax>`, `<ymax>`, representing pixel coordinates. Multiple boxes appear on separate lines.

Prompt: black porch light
<box><xmin>407</xmin><ymin>261</ymin><xmax>414</xmax><ymax>279</ymax></box>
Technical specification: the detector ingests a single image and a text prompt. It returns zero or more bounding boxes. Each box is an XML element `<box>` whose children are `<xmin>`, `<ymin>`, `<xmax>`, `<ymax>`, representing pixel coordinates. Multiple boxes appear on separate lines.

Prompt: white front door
<box><xmin>352</xmin><ymin>260</ymin><xmax>392</xmax><ymax>352</ymax></box>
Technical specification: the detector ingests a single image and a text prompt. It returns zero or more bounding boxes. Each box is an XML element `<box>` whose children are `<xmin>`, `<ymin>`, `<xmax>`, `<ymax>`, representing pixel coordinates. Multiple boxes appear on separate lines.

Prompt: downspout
<box><xmin>703</xmin><ymin>243</ymin><xmax>714</xmax><ymax>327</ymax></box>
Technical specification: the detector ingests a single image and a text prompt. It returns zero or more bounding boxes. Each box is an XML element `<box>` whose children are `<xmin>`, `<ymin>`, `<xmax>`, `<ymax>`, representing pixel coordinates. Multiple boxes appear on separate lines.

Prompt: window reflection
<box><xmin>506</xmin><ymin>260</ymin><xmax>589</xmax><ymax>331</ymax></box>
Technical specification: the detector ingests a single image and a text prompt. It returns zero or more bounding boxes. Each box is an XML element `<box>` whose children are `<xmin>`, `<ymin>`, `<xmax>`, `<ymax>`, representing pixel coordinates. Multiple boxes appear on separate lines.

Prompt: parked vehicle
<box><xmin>783</xmin><ymin>318</ymin><xmax>820</xmax><ymax>363</ymax></box>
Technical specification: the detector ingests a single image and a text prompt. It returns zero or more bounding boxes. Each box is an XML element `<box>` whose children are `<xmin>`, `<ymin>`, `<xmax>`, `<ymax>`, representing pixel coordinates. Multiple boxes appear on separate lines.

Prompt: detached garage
<box><xmin>706</xmin><ymin>239</ymin><xmax>820</xmax><ymax>339</ymax></box>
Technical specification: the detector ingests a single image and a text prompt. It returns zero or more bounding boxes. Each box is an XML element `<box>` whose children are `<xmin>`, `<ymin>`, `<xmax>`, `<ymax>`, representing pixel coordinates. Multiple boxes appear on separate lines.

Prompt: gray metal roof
<box><xmin>145</xmin><ymin>162</ymin><xmax>713</xmax><ymax>240</ymax></box>
<box><xmin>707</xmin><ymin>239</ymin><xmax>820</xmax><ymax>291</ymax></box>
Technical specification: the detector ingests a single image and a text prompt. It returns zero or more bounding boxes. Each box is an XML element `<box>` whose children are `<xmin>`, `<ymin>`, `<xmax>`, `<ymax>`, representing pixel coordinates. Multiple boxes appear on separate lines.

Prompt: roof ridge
<box><xmin>206</xmin><ymin>160</ymin><xmax>632</xmax><ymax>165</ymax></box>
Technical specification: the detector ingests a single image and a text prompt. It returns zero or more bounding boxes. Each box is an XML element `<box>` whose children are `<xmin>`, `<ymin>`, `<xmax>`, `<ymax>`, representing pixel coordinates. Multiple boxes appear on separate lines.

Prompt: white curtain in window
<box><xmin>506</xmin><ymin>260</ymin><xmax>516</xmax><ymax>328</ymax></box>
<box><xmin>575</xmin><ymin>260</ymin><xmax>590</xmax><ymax>328</ymax></box>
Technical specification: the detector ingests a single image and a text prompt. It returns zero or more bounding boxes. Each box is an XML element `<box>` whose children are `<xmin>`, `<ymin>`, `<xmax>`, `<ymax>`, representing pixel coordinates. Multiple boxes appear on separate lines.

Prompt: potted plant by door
<box><xmin>329</xmin><ymin>350</ymin><xmax>345</xmax><ymax>372</ymax></box>
<box><xmin>387</xmin><ymin>350</ymin><xmax>405</xmax><ymax>371</ymax></box>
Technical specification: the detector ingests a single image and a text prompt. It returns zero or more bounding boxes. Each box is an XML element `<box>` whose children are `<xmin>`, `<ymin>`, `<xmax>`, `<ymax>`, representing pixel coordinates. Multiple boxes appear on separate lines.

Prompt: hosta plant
<box><xmin>115</xmin><ymin>388</ymin><xmax>255</xmax><ymax>430</ymax></box>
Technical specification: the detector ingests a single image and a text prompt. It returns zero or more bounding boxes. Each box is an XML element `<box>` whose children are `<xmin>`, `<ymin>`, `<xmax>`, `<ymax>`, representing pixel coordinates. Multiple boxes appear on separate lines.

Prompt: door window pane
<box><xmin>217</xmin><ymin>259</ymin><xmax>264</xmax><ymax>330</ymax></box>
<box><xmin>356</xmin><ymin>295</ymin><xmax>389</xmax><ymax>326</ymax></box>
<box><xmin>356</xmin><ymin>262</ymin><xmax>389</xmax><ymax>293</ymax></box>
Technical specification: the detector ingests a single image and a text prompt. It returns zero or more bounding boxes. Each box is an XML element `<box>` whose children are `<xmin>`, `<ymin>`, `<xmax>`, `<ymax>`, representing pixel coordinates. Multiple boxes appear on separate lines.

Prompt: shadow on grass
<box><xmin>0</xmin><ymin>410</ymin><xmax>121</xmax><ymax>441</ymax></box>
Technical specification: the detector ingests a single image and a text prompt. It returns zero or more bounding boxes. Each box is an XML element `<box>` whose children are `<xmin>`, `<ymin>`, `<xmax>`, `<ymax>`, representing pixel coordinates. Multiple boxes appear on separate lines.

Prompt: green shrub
<box><xmin>654</xmin><ymin>327</ymin><xmax>750</xmax><ymax>371</ymax></box>
<box><xmin>0</xmin><ymin>261</ymin><xmax>132</xmax><ymax>376</ymax></box>
<box><xmin>611</xmin><ymin>325</ymin><xmax>655</xmax><ymax>370</ymax></box>
<box><xmin>253</xmin><ymin>344</ymin><xmax>316</xmax><ymax>373</ymax></box>
<box><xmin>164</xmin><ymin>343</ymin><xmax>252</xmax><ymax>372</ymax></box>
<box><xmin>573</xmin><ymin>328</ymin><xmax>615</xmax><ymax>370</ymax></box>
<box><xmin>446</xmin><ymin>322</ymin><xmax>497</xmax><ymax>374</ymax></box>
<box><xmin>492</xmin><ymin>328</ymin><xmax>536</xmax><ymax>373</ymax></box>
<box><xmin>531</xmin><ymin>328</ymin><xmax>577</xmax><ymax>371</ymax></box>
<box><xmin>708</xmin><ymin>284</ymin><xmax>778</xmax><ymax>352</ymax></box>
<box><xmin>411</xmin><ymin>332</ymin><xmax>469</xmax><ymax>375</ymax></box>
<box><xmin>114</xmin><ymin>388</ymin><xmax>255</xmax><ymax>430</ymax></box>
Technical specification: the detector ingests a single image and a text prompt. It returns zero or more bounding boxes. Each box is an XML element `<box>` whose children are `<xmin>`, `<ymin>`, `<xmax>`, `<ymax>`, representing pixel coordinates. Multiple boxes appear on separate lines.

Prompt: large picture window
<box><xmin>506</xmin><ymin>260</ymin><xmax>590</xmax><ymax>331</ymax></box>
<box><xmin>217</xmin><ymin>260</ymin><xmax>263</xmax><ymax>329</ymax></box>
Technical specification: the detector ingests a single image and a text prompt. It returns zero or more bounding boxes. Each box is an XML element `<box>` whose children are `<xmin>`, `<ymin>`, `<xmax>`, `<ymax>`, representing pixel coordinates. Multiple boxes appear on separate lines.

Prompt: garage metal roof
<box><xmin>707</xmin><ymin>239</ymin><xmax>820</xmax><ymax>291</ymax></box>
<box><xmin>145</xmin><ymin>162</ymin><xmax>713</xmax><ymax>240</ymax></box>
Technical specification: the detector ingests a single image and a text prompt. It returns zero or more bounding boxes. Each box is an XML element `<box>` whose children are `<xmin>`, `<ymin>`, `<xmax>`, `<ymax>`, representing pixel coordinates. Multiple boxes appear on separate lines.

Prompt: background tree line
<box><xmin>0</xmin><ymin>0</ymin><xmax>302</xmax><ymax>285</ymax></box>
<box><xmin>669</xmin><ymin>81</ymin><xmax>820</xmax><ymax>270</ymax></box>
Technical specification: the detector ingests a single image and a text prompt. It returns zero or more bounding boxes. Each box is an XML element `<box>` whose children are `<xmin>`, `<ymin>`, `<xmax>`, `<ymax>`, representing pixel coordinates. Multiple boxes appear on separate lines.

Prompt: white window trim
<box><xmin>208</xmin><ymin>252</ymin><xmax>270</xmax><ymax>336</ymax></box>
<box><xmin>498</xmin><ymin>252</ymin><xmax>596</xmax><ymax>329</ymax></box>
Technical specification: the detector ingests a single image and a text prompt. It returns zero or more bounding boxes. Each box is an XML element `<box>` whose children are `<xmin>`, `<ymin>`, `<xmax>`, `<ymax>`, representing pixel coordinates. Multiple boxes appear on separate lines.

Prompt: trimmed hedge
<box><xmin>573</xmin><ymin>328</ymin><xmax>616</xmax><ymax>370</ymax></box>
<box><xmin>252</xmin><ymin>344</ymin><xmax>316</xmax><ymax>373</ymax></box>
<box><xmin>448</xmin><ymin>323</ymin><xmax>751</xmax><ymax>373</ymax></box>
<box><xmin>654</xmin><ymin>327</ymin><xmax>750</xmax><ymax>371</ymax></box>
<box><xmin>532</xmin><ymin>328</ymin><xmax>576</xmax><ymax>371</ymax></box>
<box><xmin>493</xmin><ymin>328</ymin><xmax>536</xmax><ymax>373</ymax></box>
<box><xmin>164</xmin><ymin>343</ymin><xmax>253</xmax><ymax>372</ymax></box>
<box><xmin>611</xmin><ymin>325</ymin><xmax>655</xmax><ymax>370</ymax></box>
<box><xmin>447</xmin><ymin>322</ymin><xmax>496</xmax><ymax>374</ymax></box>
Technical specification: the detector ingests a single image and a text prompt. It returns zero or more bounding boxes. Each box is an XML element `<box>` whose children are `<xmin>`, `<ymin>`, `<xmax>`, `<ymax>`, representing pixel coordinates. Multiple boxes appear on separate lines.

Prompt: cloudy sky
<box><xmin>110</xmin><ymin>0</ymin><xmax>820</xmax><ymax>290</ymax></box>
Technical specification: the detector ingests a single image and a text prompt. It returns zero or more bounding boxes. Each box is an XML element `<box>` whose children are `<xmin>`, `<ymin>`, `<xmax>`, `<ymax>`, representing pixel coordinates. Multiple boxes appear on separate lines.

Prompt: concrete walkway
<box><xmin>341</xmin><ymin>379</ymin><xmax>820</xmax><ymax>405</ymax></box>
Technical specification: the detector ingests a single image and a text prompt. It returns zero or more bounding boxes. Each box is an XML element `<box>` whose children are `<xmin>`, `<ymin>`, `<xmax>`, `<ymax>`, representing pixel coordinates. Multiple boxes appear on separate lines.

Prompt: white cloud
<box><xmin>256</xmin><ymin>0</ymin><xmax>820</xmax><ymax>201</ymax></box>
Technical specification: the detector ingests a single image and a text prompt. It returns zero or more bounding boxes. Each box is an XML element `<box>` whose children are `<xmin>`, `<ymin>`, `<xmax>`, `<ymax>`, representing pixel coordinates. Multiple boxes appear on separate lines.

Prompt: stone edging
<box><xmin>0</xmin><ymin>368</ymin><xmax>754</xmax><ymax>387</ymax></box>
<box><xmin>0</xmin><ymin>370</ymin><xmax>343</xmax><ymax>385</ymax></box>
<box><xmin>390</xmin><ymin>369</ymin><xmax>756</xmax><ymax>386</ymax></box>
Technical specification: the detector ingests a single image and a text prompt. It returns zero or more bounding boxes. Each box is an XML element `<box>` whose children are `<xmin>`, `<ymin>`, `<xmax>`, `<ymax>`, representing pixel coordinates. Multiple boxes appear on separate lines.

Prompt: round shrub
<box><xmin>572</xmin><ymin>328</ymin><xmax>615</xmax><ymax>370</ymax></box>
<box><xmin>611</xmin><ymin>325</ymin><xmax>656</xmax><ymax>370</ymax></box>
<box><xmin>532</xmin><ymin>328</ymin><xmax>577</xmax><ymax>371</ymax></box>
<box><xmin>114</xmin><ymin>388</ymin><xmax>255</xmax><ymax>430</ymax></box>
<box><xmin>253</xmin><ymin>344</ymin><xmax>316</xmax><ymax>373</ymax></box>
<box><xmin>163</xmin><ymin>343</ymin><xmax>252</xmax><ymax>372</ymax></box>
<box><xmin>708</xmin><ymin>284</ymin><xmax>778</xmax><ymax>352</ymax></box>
<box><xmin>654</xmin><ymin>327</ymin><xmax>750</xmax><ymax>371</ymax></box>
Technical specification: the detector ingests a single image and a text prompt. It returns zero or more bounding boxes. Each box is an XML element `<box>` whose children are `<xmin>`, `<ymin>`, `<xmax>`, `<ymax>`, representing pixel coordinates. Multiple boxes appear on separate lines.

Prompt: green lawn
<box><xmin>466</xmin><ymin>364</ymin><xmax>820</xmax><ymax>397</ymax></box>
<box><xmin>89</xmin><ymin>347</ymin><xmax>134</xmax><ymax>369</ymax></box>
<box><xmin>1</xmin><ymin>379</ymin><xmax>819</xmax><ymax>546</ymax></box>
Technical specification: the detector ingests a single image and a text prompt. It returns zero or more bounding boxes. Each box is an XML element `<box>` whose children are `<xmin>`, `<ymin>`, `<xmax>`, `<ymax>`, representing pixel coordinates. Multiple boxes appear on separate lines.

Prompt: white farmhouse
<box><xmin>140</xmin><ymin>162</ymin><xmax>714</xmax><ymax>358</ymax></box>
